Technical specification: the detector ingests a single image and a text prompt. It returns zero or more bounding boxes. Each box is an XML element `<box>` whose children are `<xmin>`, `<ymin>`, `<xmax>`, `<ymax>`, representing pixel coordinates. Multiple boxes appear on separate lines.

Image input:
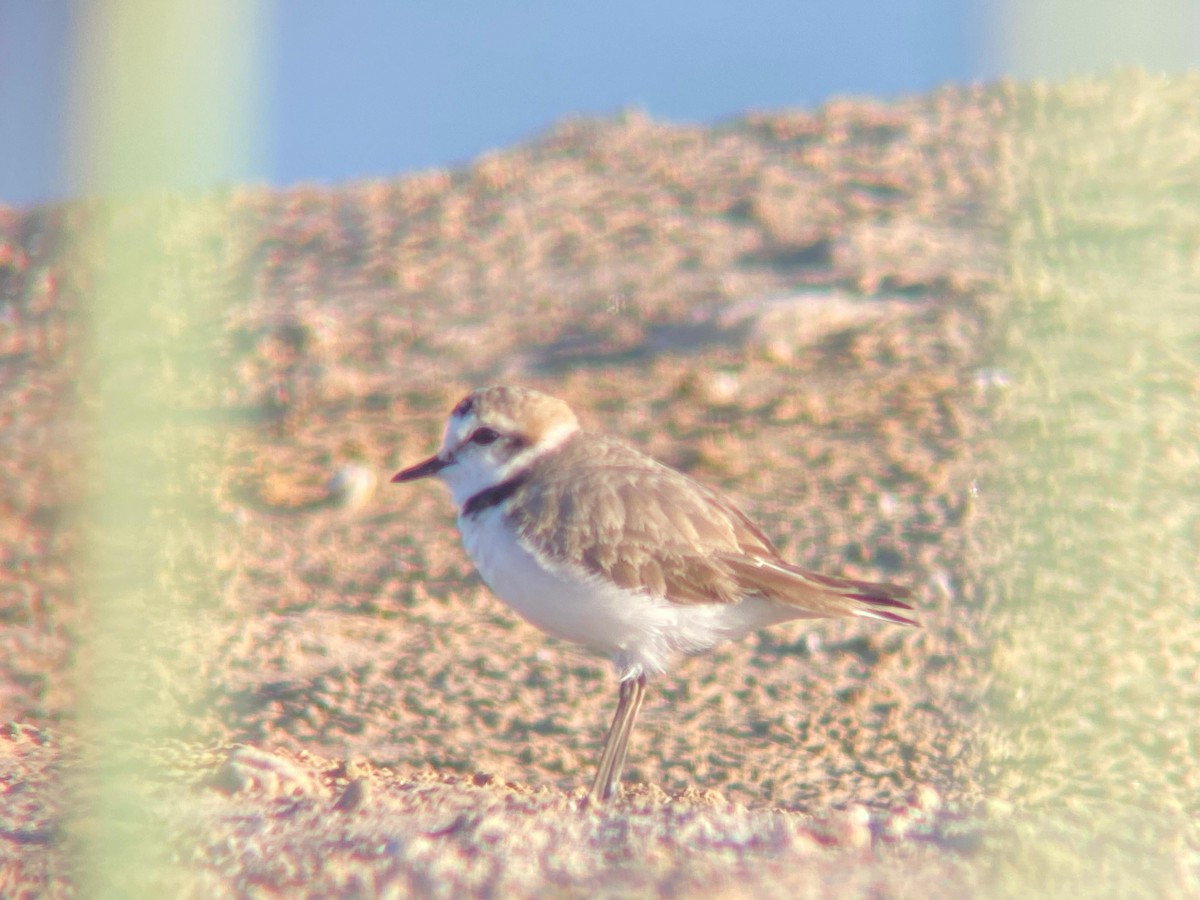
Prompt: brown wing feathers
<box><xmin>509</xmin><ymin>433</ymin><xmax>917</xmax><ymax>625</ymax></box>
<box><xmin>721</xmin><ymin>555</ymin><xmax>917</xmax><ymax>625</ymax></box>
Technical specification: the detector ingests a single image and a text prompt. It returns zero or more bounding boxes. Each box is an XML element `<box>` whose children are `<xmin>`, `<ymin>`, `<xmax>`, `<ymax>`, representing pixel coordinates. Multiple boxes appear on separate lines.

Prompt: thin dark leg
<box><xmin>589</xmin><ymin>674</ymin><xmax>647</xmax><ymax>802</ymax></box>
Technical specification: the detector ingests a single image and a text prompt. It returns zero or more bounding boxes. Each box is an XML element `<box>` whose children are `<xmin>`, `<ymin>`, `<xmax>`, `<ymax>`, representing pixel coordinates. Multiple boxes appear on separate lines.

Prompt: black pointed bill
<box><xmin>391</xmin><ymin>454</ymin><xmax>449</xmax><ymax>483</ymax></box>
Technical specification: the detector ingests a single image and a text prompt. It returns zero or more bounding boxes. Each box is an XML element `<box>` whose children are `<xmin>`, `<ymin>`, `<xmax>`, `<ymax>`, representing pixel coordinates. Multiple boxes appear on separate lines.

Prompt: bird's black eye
<box><xmin>470</xmin><ymin>427</ymin><xmax>500</xmax><ymax>445</ymax></box>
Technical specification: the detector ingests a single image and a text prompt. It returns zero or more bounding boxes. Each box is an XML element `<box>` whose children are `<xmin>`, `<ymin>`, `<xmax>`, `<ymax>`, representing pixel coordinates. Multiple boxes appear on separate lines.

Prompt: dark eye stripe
<box><xmin>470</xmin><ymin>427</ymin><xmax>500</xmax><ymax>445</ymax></box>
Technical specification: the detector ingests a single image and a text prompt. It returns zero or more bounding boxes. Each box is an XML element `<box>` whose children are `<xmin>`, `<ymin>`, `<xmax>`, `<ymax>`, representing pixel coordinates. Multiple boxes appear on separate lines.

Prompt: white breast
<box><xmin>457</xmin><ymin>506</ymin><xmax>800</xmax><ymax>679</ymax></box>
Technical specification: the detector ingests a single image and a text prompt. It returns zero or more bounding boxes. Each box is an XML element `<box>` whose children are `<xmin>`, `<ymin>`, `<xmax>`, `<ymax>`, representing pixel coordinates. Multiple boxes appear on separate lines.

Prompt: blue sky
<box><xmin>2</xmin><ymin>1</ymin><xmax>1197</xmax><ymax>209</ymax></box>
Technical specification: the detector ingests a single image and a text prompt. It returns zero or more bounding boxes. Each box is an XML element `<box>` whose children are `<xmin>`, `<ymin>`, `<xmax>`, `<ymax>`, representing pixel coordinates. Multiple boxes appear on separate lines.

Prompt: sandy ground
<box><xmin>1</xmin><ymin>74</ymin><xmax>1197</xmax><ymax>896</ymax></box>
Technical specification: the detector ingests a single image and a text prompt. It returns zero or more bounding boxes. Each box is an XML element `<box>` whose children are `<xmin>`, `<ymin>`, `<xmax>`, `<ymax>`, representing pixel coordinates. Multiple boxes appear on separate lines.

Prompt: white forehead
<box><xmin>440</xmin><ymin>405</ymin><xmax>517</xmax><ymax>451</ymax></box>
<box><xmin>438</xmin><ymin>387</ymin><xmax>579</xmax><ymax>454</ymax></box>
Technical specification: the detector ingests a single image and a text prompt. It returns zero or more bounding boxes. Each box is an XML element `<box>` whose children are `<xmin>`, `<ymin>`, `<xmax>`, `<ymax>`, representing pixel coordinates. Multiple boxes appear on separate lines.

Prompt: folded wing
<box><xmin>508</xmin><ymin>434</ymin><xmax>917</xmax><ymax>626</ymax></box>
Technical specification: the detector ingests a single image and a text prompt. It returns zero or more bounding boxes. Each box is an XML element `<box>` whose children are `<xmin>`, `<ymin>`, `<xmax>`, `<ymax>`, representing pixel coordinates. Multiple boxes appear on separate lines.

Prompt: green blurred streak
<box><xmin>991</xmin><ymin>0</ymin><xmax>1198</xmax><ymax>79</ymax></box>
<box><xmin>983</xmin><ymin>73</ymin><xmax>1200</xmax><ymax>894</ymax></box>
<box><xmin>70</xmin><ymin>2</ymin><xmax>263</xmax><ymax>896</ymax></box>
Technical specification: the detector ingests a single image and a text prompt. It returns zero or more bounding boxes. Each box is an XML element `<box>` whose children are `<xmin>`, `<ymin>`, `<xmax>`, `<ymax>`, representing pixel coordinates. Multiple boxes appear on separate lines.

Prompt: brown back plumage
<box><xmin>504</xmin><ymin>432</ymin><xmax>916</xmax><ymax>625</ymax></box>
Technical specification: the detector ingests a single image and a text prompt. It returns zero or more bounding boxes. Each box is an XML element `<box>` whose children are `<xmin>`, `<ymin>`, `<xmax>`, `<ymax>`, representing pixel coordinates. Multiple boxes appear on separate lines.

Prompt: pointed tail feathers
<box><xmin>721</xmin><ymin>555</ymin><xmax>919</xmax><ymax>626</ymax></box>
<box><xmin>805</xmin><ymin>569</ymin><xmax>919</xmax><ymax>626</ymax></box>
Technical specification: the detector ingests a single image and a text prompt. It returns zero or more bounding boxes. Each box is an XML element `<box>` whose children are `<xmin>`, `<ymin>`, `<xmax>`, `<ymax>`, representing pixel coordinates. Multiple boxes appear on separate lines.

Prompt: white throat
<box><xmin>439</xmin><ymin>420</ymin><xmax>577</xmax><ymax>511</ymax></box>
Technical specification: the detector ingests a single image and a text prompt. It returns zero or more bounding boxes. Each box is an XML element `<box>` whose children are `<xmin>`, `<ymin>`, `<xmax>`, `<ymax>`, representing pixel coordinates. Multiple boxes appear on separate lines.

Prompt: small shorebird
<box><xmin>393</xmin><ymin>385</ymin><xmax>916</xmax><ymax>801</ymax></box>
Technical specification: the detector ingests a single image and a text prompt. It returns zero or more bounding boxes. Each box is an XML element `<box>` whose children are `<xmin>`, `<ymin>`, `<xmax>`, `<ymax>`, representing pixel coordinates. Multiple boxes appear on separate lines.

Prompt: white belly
<box><xmin>458</xmin><ymin>507</ymin><xmax>799</xmax><ymax>679</ymax></box>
